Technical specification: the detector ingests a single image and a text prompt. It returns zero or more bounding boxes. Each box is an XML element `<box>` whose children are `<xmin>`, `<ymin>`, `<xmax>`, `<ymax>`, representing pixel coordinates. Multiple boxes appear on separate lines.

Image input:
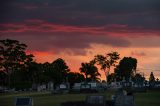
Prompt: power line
<box><xmin>137</xmin><ymin>68</ymin><xmax>160</xmax><ymax>72</ymax></box>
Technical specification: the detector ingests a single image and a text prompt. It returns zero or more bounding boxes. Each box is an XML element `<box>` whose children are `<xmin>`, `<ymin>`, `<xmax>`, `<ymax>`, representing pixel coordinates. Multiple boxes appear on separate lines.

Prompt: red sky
<box><xmin>1</xmin><ymin>0</ymin><xmax>160</xmax><ymax>80</ymax></box>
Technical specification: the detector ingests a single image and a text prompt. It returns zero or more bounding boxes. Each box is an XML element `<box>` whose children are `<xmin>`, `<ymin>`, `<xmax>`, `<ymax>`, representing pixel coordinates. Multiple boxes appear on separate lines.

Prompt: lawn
<box><xmin>0</xmin><ymin>90</ymin><xmax>160</xmax><ymax>106</ymax></box>
<box><xmin>135</xmin><ymin>90</ymin><xmax>160</xmax><ymax>106</ymax></box>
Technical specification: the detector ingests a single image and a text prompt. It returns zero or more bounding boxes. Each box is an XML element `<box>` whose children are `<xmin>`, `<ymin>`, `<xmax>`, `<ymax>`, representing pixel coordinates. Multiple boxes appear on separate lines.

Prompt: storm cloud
<box><xmin>1</xmin><ymin>0</ymin><xmax>160</xmax><ymax>28</ymax></box>
<box><xmin>0</xmin><ymin>0</ymin><xmax>160</xmax><ymax>55</ymax></box>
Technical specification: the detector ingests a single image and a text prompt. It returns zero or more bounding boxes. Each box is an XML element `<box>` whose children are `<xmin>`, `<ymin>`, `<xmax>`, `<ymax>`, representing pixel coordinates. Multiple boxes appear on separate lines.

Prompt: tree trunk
<box><xmin>104</xmin><ymin>70</ymin><xmax>107</xmax><ymax>82</ymax></box>
<box><xmin>105</xmin><ymin>67</ymin><xmax>110</xmax><ymax>83</ymax></box>
<box><xmin>85</xmin><ymin>74</ymin><xmax>87</xmax><ymax>82</ymax></box>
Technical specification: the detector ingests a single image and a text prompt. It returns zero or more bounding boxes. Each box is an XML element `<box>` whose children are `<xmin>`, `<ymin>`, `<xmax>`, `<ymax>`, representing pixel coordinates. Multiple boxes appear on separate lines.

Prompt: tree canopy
<box><xmin>79</xmin><ymin>62</ymin><xmax>100</xmax><ymax>82</ymax></box>
<box><xmin>94</xmin><ymin>51</ymin><xmax>120</xmax><ymax>81</ymax></box>
<box><xmin>0</xmin><ymin>39</ymin><xmax>34</xmax><ymax>87</ymax></box>
<box><xmin>114</xmin><ymin>57</ymin><xmax>137</xmax><ymax>81</ymax></box>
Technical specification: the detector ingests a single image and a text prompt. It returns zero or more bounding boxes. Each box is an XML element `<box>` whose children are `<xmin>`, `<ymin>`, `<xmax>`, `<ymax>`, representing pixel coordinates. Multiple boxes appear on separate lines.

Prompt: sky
<box><xmin>0</xmin><ymin>0</ymin><xmax>160</xmax><ymax>80</ymax></box>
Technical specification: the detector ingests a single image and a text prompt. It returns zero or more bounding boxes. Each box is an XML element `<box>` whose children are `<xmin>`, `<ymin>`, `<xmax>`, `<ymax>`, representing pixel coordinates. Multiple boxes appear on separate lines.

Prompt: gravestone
<box><xmin>37</xmin><ymin>84</ymin><xmax>47</xmax><ymax>92</ymax></box>
<box><xmin>54</xmin><ymin>83</ymin><xmax>69</xmax><ymax>94</ymax></box>
<box><xmin>60</xmin><ymin>84</ymin><xmax>67</xmax><ymax>90</ymax></box>
<box><xmin>14</xmin><ymin>97</ymin><xmax>33</xmax><ymax>106</ymax></box>
<box><xmin>72</xmin><ymin>83</ymin><xmax>81</xmax><ymax>92</ymax></box>
<box><xmin>80</xmin><ymin>84</ymin><xmax>91</xmax><ymax>93</ymax></box>
<box><xmin>85</xmin><ymin>95</ymin><xmax>106</xmax><ymax>106</ymax></box>
<box><xmin>114</xmin><ymin>95</ymin><xmax>134</xmax><ymax>106</ymax></box>
<box><xmin>47</xmin><ymin>82</ymin><xmax>54</xmax><ymax>91</ymax></box>
<box><xmin>32</xmin><ymin>83</ymin><xmax>38</xmax><ymax>91</ymax></box>
<box><xmin>88</xmin><ymin>82</ymin><xmax>100</xmax><ymax>92</ymax></box>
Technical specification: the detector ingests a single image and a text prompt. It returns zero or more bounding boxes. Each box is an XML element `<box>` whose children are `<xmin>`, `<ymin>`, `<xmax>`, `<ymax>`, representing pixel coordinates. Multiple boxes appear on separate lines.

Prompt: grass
<box><xmin>0</xmin><ymin>90</ymin><xmax>160</xmax><ymax>106</ymax></box>
<box><xmin>135</xmin><ymin>90</ymin><xmax>160</xmax><ymax>106</ymax></box>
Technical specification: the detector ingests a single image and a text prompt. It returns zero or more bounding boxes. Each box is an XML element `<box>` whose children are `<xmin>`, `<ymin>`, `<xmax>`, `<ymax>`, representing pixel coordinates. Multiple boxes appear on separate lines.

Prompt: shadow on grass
<box><xmin>61</xmin><ymin>100</ymin><xmax>114</xmax><ymax>106</ymax></box>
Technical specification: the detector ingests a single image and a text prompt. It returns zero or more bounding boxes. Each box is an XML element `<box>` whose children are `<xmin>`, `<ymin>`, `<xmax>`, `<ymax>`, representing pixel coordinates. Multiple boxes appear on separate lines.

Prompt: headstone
<box><xmin>37</xmin><ymin>84</ymin><xmax>47</xmax><ymax>92</ymax></box>
<box><xmin>114</xmin><ymin>95</ymin><xmax>134</xmax><ymax>106</ymax></box>
<box><xmin>111</xmin><ymin>95</ymin><xmax>116</xmax><ymax>101</ymax></box>
<box><xmin>42</xmin><ymin>84</ymin><xmax>47</xmax><ymax>90</ymax></box>
<box><xmin>85</xmin><ymin>95</ymin><xmax>106</xmax><ymax>106</ymax></box>
<box><xmin>32</xmin><ymin>83</ymin><xmax>37</xmax><ymax>91</ymax></box>
<box><xmin>54</xmin><ymin>83</ymin><xmax>69</xmax><ymax>94</ymax></box>
<box><xmin>101</xmin><ymin>82</ymin><xmax>108</xmax><ymax>89</ymax></box>
<box><xmin>72</xmin><ymin>83</ymin><xmax>81</xmax><ymax>92</ymax></box>
<box><xmin>37</xmin><ymin>85</ymin><xmax>41</xmax><ymax>92</ymax></box>
<box><xmin>60</xmin><ymin>84</ymin><xmax>67</xmax><ymax>89</ymax></box>
<box><xmin>47</xmin><ymin>82</ymin><xmax>54</xmax><ymax>91</ymax></box>
<box><xmin>88</xmin><ymin>82</ymin><xmax>99</xmax><ymax>92</ymax></box>
<box><xmin>80</xmin><ymin>84</ymin><xmax>91</xmax><ymax>93</ymax></box>
<box><xmin>88</xmin><ymin>82</ymin><xmax>97</xmax><ymax>89</ymax></box>
<box><xmin>14</xmin><ymin>97</ymin><xmax>33</xmax><ymax>106</ymax></box>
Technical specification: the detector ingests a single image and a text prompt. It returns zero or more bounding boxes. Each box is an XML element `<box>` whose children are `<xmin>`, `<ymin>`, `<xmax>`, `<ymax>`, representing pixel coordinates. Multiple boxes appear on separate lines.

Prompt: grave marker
<box><xmin>85</xmin><ymin>95</ymin><xmax>106</xmax><ymax>106</ymax></box>
<box><xmin>115</xmin><ymin>95</ymin><xmax>134</xmax><ymax>106</ymax></box>
<box><xmin>14</xmin><ymin>97</ymin><xmax>33</xmax><ymax>106</ymax></box>
<box><xmin>80</xmin><ymin>84</ymin><xmax>91</xmax><ymax>93</ymax></box>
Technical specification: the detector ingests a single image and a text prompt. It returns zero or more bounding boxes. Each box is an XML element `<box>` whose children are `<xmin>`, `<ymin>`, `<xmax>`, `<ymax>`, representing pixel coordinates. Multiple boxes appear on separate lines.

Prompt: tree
<box><xmin>114</xmin><ymin>57</ymin><xmax>137</xmax><ymax>82</ymax></box>
<box><xmin>0</xmin><ymin>71</ymin><xmax>7</xmax><ymax>86</ymax></box>
<box><xmin>149</xmin><ymin>72</ymin><xmax>155</xmax><ymax>87</ymax></box>
<box><xmin>132</xmin><ymin>73</ymin><xmax>145</xmax><ymax>87</ymax></box>
<box><xmin>79</xmin><ymin>62</ymin><xmax>100</xmax><ymax>82</ymax></box>
<box><xmin>27</xmin><ymin>62</ymin><xmax>45</xmax><ymax>84</ymax></box>
<box><xmin>51</xmin><ymin>58</ymin><xmax>70</xmax><ymax>83</ymax></box>
<box><xmin>67</xmin><ymin>72</ymin><xmax>85</xmax><ymax>88</ymax></box>
<box><xmin>94</xmin><ymin>51</ymin><xmax>120</xmax><ymax>82</ymax></box>
<box><xmin>107</xmin><ymin>73</ymin><xmax>116</xmax><ymax>84</ymax></box>
<box><xmin>0</xmin><ymin>39</ymin><xmax>34</xmax><ymax>87</ymax></box>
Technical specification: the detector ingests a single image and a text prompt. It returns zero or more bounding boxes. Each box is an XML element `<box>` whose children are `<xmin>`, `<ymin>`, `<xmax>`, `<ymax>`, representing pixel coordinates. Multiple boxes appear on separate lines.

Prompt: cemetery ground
<box><xmin>1</xmin><ymin>89</ymin><xmax>160</xmax><ymax>106</ymax></box>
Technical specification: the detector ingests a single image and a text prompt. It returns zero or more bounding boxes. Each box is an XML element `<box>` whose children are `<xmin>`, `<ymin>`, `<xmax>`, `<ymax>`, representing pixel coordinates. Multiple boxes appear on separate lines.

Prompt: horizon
<box><xmin>0</xmin><ymin>0</ymin><xmax>160</xmax><ymax>80</ymax></box>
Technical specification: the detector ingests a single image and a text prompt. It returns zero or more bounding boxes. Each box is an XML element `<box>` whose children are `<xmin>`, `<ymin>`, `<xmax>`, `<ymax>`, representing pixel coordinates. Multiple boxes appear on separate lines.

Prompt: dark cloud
<box><xmin>0</xmin><ymin>0</ymin><xmax>160</xmax><ymax>55</ymax></box>
<box><xmin>0</xmin><ymin>0</ymin><xmax>160</xmax><ymax>29</ymax></box>
<box><xmin>0</xmin><ymin>33</ymin><xmax>130</xmax><ymax>55</ymax></box>
<box><xmin>0</xmin><ymin>20</ymin><xmax>159</xmax><ymax>36</ymax></box>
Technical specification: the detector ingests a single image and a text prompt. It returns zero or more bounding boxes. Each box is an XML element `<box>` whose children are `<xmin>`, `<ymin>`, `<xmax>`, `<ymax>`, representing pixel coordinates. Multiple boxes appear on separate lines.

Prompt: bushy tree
<box><xmin>41</xmin><ymin>58</ymin><xmax>70</xmax><ymax>85</ymax></box>
<box><xmin>27</xmin><ymin>62</ymin><xmax>45</xmax><ymax>84</ymax></box>
<box><xmin>67</xmin><ymin>72</ymin><xmax>85</xmax><ymax>88</ymax></box>
<box><xmin>0</xmin><ymin>39</ymin><xmax>34</xmax><ymax>88</ymax></box>
<box><xmin>79</xmin><ymin>62</ymin><xmax>100</xmax><ymax>82</ymax></box>
<box><xmin>114</xmin><ymin>57</ymin><xmax>137</xmax><ymax>82</ymax></box>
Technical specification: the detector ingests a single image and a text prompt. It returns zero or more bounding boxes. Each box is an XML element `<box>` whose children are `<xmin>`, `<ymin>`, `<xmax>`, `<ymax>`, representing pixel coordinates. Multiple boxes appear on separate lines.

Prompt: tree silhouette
<box><xmin>149</xmin><ymin>72</ymin><xmax>155</xmax><ymax>87</ymax></box>
<box><xmin>79</xmin><ymin>62</ymin><xmax>100</xmax><ymax>82</ymax></box>
<box><xmin>67</xmin><ymin>72</ymin><xmax>85</xmax><ymax>88</ymax></box>
<box><xmin>51</xmin><ymin>58</ymin><xmax>70</xmax><ymax>83</ymax></box>
<box><xmin>107</xmin><ymin>73</ymin><xmax>116</xmax><ymax>84</ymax></box>
<box><xmin>28</xmin><ymin>62</ymin><xmax>45</xmax><ymax>84</ymax></box>
<box><xmin>94</xmin><ymin>51</ymin><xmax>120</xmax><ymax>82</ymax></box>
<box><xmin>132</xmin><ymin>73</ymin><xmax>145</xmax><ymax>87</ymax></box>
<box><xmin>114</xmin><ymin>57</ymin><xmax>137</xmax><ymax>82</ymax></box>
<box><xmin>0</xmin><ymin>39</ymin><xmax>34</xmax><ymax>87</ymax></box>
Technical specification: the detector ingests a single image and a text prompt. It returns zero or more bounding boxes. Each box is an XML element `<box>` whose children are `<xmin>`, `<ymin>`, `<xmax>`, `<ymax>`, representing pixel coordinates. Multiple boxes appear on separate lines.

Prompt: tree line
<box><xmin>0</xmin><ymin>39</ymin><xmax>158</xmax><ymax>89</ymax></box>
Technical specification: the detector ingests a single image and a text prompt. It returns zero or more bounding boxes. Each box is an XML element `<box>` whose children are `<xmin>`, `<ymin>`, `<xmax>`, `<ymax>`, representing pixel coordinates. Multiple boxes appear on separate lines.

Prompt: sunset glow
<box><xmin>1</xmin><ymin>0</ymin><xmax>160</xmax><ymax>80</ymax></box>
